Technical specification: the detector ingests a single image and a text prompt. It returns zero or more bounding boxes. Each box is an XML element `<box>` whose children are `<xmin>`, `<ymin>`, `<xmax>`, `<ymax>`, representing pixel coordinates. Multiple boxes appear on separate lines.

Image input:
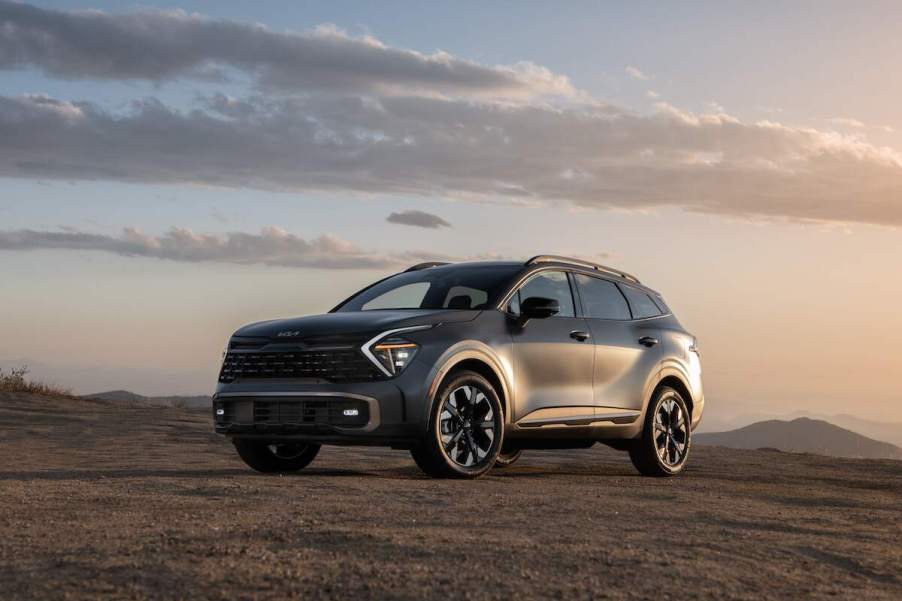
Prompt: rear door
<box><xmin>507</xmin><ymin>270</ymin><xmax>595</xmax><ymax>424</ymax></box>
<box><xmin>573</xmin><ymin>274</ymin><xmax>662</xmax><ymax>414</ymax></box>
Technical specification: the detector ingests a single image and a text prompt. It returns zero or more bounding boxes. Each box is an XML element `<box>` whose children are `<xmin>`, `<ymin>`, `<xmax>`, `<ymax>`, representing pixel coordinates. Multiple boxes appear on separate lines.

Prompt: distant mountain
<box><xmin>83</xmin><ymin>390</ymin><xmax>211</xmax><ymax>410</ymax></box>
<box><xmin>695</xmin><ymin>418</ymin><xmax>902</xmax><ymax>460</ymax></box>
<box><xmin>697</xmin><ymin>411</ymin><xmax>902</xmax><ymax>448</ymax></box>
<box><xmin>786</xmin><ymin>412</ymin><xmax>902</xmax><ymax>448</ymax></box>
<box><xmin>86</xmin><ymin>390</ymin><xmax>148</xmax><ymax>403</ymax></box>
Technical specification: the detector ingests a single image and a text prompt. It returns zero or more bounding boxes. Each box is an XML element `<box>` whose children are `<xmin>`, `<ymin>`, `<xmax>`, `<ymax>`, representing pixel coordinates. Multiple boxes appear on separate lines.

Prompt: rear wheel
<box><xmin>628</xmin><ymin>387</ymin><xmax>691</xmax><ymax>477</ymax></box>
<box><xmin>494</xmin><ymin>446</ymin><xmax>522</xmax><ymax>468</ymax></box>
<box><xmin>233</xmin><ymin>440</ymin><xmax>321</xmax><ymax>473</ymax></box>
<box><xmin>410</xmin><ymin>370</ymin><xmax>504</xmax><ymax>478</ymax></box>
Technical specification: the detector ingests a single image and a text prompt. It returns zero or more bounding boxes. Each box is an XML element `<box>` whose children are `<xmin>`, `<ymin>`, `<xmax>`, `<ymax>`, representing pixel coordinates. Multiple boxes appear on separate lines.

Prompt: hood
<box><xmin>232</xmin><ymin>309</ymin><xmax>478</xmax><ymax>341</ymax></box>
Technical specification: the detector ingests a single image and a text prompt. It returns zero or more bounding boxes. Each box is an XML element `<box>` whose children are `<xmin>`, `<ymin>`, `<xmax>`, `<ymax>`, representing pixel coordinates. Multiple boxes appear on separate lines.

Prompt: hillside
<box><xmin>699</xmin><ymin>411</ymin><xmax>902</xmax><ymax>448</ymax></box>
<box><xmin>695</xmin><ymin>417</ymin><xmax>902</xmax><ymax>459</ymax></box>
<box><xmin>1</xmin><ymin>390</ymin><xmax>901</xmax><ymax>600</ymax></box>
<box><xmin>791</xmin><ymin>412</ymin><xmax>902</xmax><ymax>448</ymax></box>
<box><xmin>82</xmin><ymin>389</ymin><xmax>211</xmax><ymax>409</ymax></box>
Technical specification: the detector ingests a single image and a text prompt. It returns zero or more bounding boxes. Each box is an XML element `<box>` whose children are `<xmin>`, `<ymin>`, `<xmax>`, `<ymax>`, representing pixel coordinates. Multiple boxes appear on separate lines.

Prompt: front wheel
<box><xmin>410</xmin><ymin>370</ymin><xmax>504</xmax><ymax>479</ymax></box>
<box><xmin>233</xmin><ymin>440</ymin><xmax>321</xmax><ymax>473</ymax></box>
<box><xmin>628</xmin><ymin>387</ymin><xmax>691</xmax><ymax>477</ymax></box>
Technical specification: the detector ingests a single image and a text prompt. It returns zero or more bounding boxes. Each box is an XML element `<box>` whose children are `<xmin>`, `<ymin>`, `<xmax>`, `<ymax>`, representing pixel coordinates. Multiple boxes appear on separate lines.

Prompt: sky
<box><xmin>1</xmin><ymin>1</ymin><xmax>901</xmax><ymax>425</ymax></box>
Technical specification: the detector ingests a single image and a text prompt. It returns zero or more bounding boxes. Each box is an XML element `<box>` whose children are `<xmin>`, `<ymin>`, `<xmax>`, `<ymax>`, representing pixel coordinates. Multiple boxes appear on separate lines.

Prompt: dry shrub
<box><xmin>0</xmin><ymin>366</ymin><xmax>74</xmax><ymax>397</ymax></box>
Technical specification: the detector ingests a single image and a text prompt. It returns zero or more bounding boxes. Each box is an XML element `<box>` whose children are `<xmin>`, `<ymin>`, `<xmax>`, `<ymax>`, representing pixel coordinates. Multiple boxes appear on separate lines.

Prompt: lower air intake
<box><xmin>215</xmin><ymin>397</ymin><xmax>369</xmax><ymax>429</ymax></box>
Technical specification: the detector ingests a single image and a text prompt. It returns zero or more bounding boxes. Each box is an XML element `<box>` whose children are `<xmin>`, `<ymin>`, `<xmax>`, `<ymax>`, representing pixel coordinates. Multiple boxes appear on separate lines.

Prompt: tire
<box><xmin>494</xmin><ymin>446</ymin><xmax>522</xmax><ymax>468</ymax></box>
<box><xmin>233</xmin><ymin>440</ymin><xmax>321</xmax><ymax>473</ymax></box>
<box><xmin>410</xmin><ymin>370</ymin><xmax>504</xmax><ymax>479</ymax></box>
<box><xmin>629</xmin><ymin>386</ymin><xmax>691</xmax><ymax>477</ymax></box>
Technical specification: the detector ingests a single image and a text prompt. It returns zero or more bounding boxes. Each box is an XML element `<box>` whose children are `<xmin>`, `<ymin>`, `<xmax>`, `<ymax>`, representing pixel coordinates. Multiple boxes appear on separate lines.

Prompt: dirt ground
<box><xmin>1</xmin><ymin>392</ymin><xmax>900</xmax><ymax>600</ymax></box>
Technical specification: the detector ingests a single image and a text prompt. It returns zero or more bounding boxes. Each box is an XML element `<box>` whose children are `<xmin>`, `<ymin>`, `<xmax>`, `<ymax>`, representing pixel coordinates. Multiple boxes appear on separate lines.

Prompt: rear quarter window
<box><xmin>619</xmin><ymin>285</ymin><xmax>663</xmax><ymax>319</ymax></box>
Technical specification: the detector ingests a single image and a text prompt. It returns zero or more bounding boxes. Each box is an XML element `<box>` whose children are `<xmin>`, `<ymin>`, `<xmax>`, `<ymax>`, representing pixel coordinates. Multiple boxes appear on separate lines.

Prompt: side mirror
<box><xmin>520</xmin><ymin>296</ymin><xmax>560</xmax><ymax>320</ymax></box>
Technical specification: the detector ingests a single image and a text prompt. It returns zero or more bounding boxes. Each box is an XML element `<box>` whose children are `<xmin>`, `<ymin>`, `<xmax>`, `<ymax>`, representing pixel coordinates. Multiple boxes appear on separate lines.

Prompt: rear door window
<box><xmin>574</xmin><ymin>274</ymin><xmax>631</xmax><ymax>320</ymax></box>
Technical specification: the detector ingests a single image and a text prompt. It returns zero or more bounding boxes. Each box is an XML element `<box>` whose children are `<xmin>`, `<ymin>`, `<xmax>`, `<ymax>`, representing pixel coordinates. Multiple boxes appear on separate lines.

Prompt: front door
<box><xmin>507</xmin><ymin>270</ymin><xmax>595</xmax><ymax>424</ymax></box>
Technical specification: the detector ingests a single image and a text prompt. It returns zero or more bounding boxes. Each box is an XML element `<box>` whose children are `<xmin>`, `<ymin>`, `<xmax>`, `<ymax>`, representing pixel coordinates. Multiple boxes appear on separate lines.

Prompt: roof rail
<box><xmin>525</xmin><ymin>255</ymin><xmax>640</xmax><ymax>284</ymax></box>
<box><xmin>404</xmin><ymin>261</ymin><xmax>450</xmax><ymax>272</ymax></box>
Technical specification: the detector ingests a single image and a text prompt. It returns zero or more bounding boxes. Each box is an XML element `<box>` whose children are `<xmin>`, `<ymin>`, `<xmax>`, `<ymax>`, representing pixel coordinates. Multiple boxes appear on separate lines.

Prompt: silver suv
<box><xmin>214</xmin><ymin>256</ymin><xmax>704</xmax><ymax>478</ymax></box>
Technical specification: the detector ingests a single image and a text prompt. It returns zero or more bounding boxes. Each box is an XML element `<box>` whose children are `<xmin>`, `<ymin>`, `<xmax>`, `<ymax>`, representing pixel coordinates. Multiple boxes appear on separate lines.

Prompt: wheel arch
<box><xmin>654</xmin><ymin>373</ymin><xmax>694</xmax><ymax>425</ymax></box>
<box><xmin>426</xmin><ymin>344</ymin><xmax>512</xmax><ymax>420</ymax></box>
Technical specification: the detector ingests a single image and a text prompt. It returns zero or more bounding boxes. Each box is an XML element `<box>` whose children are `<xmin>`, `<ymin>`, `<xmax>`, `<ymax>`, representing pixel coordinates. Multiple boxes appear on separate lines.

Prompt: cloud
<box><xmin>386</xmin><ymin>210</ymin><xmax>451</xmax><ymax>229</ymax></box>
<box><xmin>0</xmin><ymin>226</ymin><xmax>455</xmax><ymax>269</ymax></box>
<box><xmin>4</xmin><ymin>92</ymin><xmax>902</xmax><ymax>226</ymax></box>
<box><xmin>625</xmin><ymin>66</ymin><xmax>649</xmax><ymax>80</ymax></box>
<box><xmin>0</xmin><ymin>1</ymin><xmax>575</xmax><ymax>99</ymax></box>
<box><xmin>2</xmin><ymin>3</ymin><xmax>902</xmax><ymax>228</ymax></box>
<box><xmin>827</xmin><ymin>117</ymin><xmax>865</xmax><ymax>129</ymax></box>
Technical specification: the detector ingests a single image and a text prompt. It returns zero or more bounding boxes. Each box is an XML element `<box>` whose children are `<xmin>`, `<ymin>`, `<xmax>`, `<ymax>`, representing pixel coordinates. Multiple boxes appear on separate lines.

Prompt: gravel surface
<box><xmin>1</xmin><ymin>392</ymin><xmax>901</xmax><ymax>600</ymax></box>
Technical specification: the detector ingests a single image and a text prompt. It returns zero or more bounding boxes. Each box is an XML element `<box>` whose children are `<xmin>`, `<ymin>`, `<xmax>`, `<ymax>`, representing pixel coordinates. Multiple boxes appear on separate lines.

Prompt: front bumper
<box><xmin>212</xmin><ymin>360</ymin><xmax>433</xmax><ymax>445</ymax></box>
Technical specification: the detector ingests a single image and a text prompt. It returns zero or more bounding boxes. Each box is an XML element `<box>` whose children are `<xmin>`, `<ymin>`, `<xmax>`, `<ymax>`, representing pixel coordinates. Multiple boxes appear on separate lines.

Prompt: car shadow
<box><xmin>0</xmin><ymin>463</ymin><xmax>640</xmax><ymax>482</ymax></box>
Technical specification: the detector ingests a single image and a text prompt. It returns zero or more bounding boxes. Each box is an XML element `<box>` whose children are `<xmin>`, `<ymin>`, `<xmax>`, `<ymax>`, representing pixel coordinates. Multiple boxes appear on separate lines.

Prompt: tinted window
<box><xmin>650</xmin><ymin>294</ymin><xmax>669</xmax><ymax>314</ymax></box>
<box><xmin>511</xmin><ymin>271</ymin><xmax>575</xmax><ymax>318</ymax></box>
<box><xmin>575</xmin><ymin>274</ymin><xmax>631</xmax><ymax>320</ymax></box>
<box><xmin>443</xmin><ymin>286</ymin><xmax>488</xmax><ymax>310</ymax></box>
<box><xmin>507</xmin><ymin>290</ymin><xmax>520</xmax><ymax>315</ymax></box>
<box><xmin>337</xmin><ymin>265</ymin><xmax>521</xmax><ymax>311</ymax></box>
<box><xmin>619</xmin><ymin>285</ymin><xmax>663</xmax><ymax>319</ymax></box>
<box><xmin>362</xmin><ymin>283</ymin><xmax>429</xmax><ymax>310</ymax></box>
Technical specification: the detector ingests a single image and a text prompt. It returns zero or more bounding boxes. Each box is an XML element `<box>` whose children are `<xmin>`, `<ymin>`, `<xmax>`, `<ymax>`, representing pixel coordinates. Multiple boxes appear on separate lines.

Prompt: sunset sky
<box><xmin>2</xmin><ymin>1</ymin><xmax>901</xmax><ymax>424</ymax></box>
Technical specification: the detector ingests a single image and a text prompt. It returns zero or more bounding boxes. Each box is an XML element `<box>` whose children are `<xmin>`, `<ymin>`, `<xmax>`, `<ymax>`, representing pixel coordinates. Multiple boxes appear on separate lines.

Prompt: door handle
<box><xmin>570</xmin><ymin>330</ymin><xmax>591</xmax><ymax>342</ymax></box>
<box><xmin>638</xmin><ymin>336</ymin><xmax>658</xmax><ymax>347</ymax></box>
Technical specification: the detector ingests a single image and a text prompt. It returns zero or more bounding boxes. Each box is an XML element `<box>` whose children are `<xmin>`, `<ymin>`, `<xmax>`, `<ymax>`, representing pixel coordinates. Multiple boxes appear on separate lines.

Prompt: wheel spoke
<box><xmin>655</xmin><ymin>431</ymin><xmax>667</xmax><ymax>448</ymax></box>
<box><xmin>462</xmin><ymin>385</ymin><xmax>474</xmax><ymax>404</ymax></box>
<box><xmin>657</xmin><ymin>437</ymin><xmax>668</xmax><ymax>460</ymax></box>
<box><xmin>443</xmin><ymin>429</ymin><xmax>463</xmax><ymax>452</ymax></box>
<box><xmin>464</xmin><ymin>430</ymin><xmax>478</xmax><ymax>462</ymax></box>
<box><xmin>670</xmin><ymin>439</ymin><xmax>681</xmax><ymax>463</ymax></box>
<box><xmin>443</xmin><ymin>402</ymin><xmax>463</xmax><ymax>422</ymax></box>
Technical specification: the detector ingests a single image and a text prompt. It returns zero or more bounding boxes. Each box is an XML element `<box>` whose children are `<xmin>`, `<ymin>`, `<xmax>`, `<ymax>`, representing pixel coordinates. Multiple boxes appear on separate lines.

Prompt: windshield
<box><xmin>335</xmin><ymin>265</ymin><xmax>522</xmax><ymax>312</ymax></box>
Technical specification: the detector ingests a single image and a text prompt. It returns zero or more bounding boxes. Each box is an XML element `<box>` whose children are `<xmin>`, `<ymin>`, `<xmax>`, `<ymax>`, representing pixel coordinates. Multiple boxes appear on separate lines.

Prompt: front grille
<box><xmin>218</xmin><ymin>349</ymin><xmax>382</xmax><ymax>383</ymax></box>
<box><xmin>215</xmin><ymin>397</ymin><xmax>369</xmax><ymax>428</ymax></box>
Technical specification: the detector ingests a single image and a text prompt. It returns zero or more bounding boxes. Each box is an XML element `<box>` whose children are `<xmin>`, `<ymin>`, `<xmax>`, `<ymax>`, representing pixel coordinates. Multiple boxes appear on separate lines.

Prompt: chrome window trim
<box><xmin>496</xmin><ymin>267</ymin><xmax>578</xmax><ymax>317</ymax></box>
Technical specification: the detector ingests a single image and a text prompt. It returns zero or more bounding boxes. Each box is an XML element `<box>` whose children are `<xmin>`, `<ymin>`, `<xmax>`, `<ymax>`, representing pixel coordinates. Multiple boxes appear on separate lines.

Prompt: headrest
<box><xmin>447</xmin><ymin>295</ymin><xmax>472</xmax><ymax>310</ymax></box>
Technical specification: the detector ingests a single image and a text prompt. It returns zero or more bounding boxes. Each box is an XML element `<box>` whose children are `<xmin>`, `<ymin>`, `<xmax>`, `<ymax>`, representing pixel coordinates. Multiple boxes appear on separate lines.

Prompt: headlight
<box><xmin>371</xmin><ymin>338</ymin><xmax>419</xmax><ymax>375</ymax></box>
<box><xmin>362</xmin><ymin>325</ymin><xmax>432</xmax><ymax>377</ymax></box>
